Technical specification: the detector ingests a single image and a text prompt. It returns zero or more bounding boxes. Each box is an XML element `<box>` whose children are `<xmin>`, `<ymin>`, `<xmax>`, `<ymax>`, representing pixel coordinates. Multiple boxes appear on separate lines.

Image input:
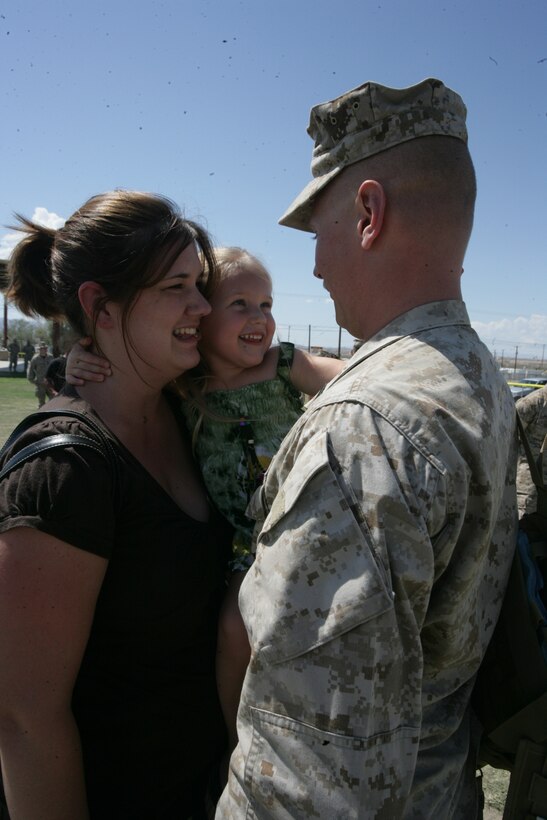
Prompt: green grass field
<box><xmin>0</xmin><ymin>375</ymin><xmax>38</xmax><ymax>446</ymax></box>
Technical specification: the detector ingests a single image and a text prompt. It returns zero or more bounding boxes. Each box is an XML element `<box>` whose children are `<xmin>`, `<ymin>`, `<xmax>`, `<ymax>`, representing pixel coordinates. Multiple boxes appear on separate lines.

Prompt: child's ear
<box><xmin>355</xmin><ymin>179</ymin><xmax>386</xmax><ymax>250</ymax></box>
<box><xmin>78</xmin><ymin>282</ymin><xmax>115</xmax><ymax>329</ymax></box>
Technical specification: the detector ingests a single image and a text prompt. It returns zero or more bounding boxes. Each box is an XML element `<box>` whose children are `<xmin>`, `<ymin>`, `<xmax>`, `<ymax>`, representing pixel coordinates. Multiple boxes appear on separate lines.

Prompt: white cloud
<box><xmin>0</xmin><ymin>207</ymin><xmax>65</xmax><ymax>260</ymax></box>
<box><xmin>31</xmin><ymin>207</ymin><xmax>65</xmax><ymax>230</ymax></box>
<box><xmin>472</xmin><ymin>314</ymin><xmax>547</xmax><ymax>360</ymax></box>
<box><xmin>0</xmin><ymin>230</ymin><xmax>21</xmax><ymax>261</ymax></box>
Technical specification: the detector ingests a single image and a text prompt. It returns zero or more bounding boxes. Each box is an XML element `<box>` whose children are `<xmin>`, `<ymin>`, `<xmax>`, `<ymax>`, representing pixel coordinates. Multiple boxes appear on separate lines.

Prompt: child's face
<box><xmin>199</xmin><ymin>270</ymin><xmax>275</xmax><ymax>374</ymax></box>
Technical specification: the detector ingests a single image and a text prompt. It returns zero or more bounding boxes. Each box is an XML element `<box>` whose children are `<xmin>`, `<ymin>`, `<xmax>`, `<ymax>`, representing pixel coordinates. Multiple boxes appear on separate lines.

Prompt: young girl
<box><xmin>67</xmin><ymin>246</ymin><xmax>346</xmax><ymax>749</ymax></box>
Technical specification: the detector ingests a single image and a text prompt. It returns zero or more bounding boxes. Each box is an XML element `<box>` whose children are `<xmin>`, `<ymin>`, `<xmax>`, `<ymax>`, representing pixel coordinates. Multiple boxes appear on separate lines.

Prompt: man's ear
<box><xmin>355</xmin><ymin>180</ymin><xmax>386</xmax><ymax>250</ymax></box>
<box><xmin>78</xmin><ymin>282</ymin><xmax>115</xmax><ymax>329</ymax></box>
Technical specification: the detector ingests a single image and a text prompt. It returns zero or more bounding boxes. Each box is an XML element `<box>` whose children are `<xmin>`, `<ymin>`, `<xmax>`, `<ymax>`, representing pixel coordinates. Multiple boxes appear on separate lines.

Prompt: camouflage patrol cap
<box><xmin>279</xmin><ymin>78</ymin><xmax>468</xmax><ymax>232</ymax></box>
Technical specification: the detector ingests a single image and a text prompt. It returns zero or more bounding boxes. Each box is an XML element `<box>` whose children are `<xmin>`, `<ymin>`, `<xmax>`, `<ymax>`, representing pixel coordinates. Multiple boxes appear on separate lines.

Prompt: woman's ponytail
<box><xmin>6</xmin><ymin>216</ymin><xmax>61</xmax><ymax>320</ymax></box>
<box><xmin>5</xmin><ymin>190</ymin><xmax>217</xmax><ymax>338</ymax></box>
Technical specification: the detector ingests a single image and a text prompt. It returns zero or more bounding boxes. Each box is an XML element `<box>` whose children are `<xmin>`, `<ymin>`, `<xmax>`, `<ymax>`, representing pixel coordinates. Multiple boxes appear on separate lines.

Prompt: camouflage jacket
<box><xmin>516</xmin><ymin>385</ymin><xmax>547</xmax><ymax>516</ymax></box>
<box><xmin>27</xmin><ymin>353</ymin><xmax>54</xmax><ymax>384</ymax></box>
<box><xmin>217</xmin><ymin>301</ymin><xmax>518</xmax><ymax>819</ymax></box>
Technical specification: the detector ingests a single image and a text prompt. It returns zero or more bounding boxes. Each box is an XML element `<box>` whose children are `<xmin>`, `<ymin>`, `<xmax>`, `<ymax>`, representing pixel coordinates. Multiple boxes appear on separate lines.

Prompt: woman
<box><xmin>0</xmin><ymin>191</ymin><xmax>231</xmax><ymax>819</ymax></box>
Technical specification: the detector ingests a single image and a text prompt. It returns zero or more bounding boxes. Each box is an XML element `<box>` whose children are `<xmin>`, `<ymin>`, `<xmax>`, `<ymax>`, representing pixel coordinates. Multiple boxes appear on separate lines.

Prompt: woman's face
<box><xmin>120</xmin><ymin>243</ymin><xmax>211</xmax><ymax>381</ymax></box>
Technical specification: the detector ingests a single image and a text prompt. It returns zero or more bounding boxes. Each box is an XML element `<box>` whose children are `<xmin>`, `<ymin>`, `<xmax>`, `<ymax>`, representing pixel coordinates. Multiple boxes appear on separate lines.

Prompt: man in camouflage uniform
<box><xmin>216</xmin><ymin>79</ymin><xmax>518</xmax><ymax>818</ymax></box>
<box><xmin>27</xmin><ymin>343</ymin><xmax>54</xmax><ymax>407</ymax></box>
<box><xmin>516</xmin><ymin>385</ymin><xmax>547</xmax><ymax>515</ymax></box>
<box><xmin>7</xmin><ymin>339</ymin><xmax>20</xmax><ymax>374</ymax></box>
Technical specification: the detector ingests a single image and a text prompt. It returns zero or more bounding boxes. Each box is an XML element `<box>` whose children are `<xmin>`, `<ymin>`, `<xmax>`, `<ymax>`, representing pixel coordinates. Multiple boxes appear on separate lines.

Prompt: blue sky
<box><xmin>1</xmin><ymin>0</ymin><xmax>546</xmax><ymax>361</ymax></box>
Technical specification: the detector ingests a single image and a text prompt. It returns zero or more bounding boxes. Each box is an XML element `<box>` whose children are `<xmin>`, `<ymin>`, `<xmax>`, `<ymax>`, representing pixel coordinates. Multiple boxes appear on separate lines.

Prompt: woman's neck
<box><xmin>77</xmin><ymin>375</ymin><xmax>166</xmax><ymax>431</ymax></box>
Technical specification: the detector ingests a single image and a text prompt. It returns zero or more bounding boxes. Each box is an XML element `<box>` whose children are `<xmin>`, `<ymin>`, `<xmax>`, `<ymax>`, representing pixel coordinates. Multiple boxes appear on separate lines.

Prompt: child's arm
<box><xmin>65</xmin><ymin>338</ymin><xmax>112</xmax><ymax>385</ymax></box>
<box><xmin>289</xmin><ymin>348</ymin><xmax>346</xmax><ymax>397</ymax></box>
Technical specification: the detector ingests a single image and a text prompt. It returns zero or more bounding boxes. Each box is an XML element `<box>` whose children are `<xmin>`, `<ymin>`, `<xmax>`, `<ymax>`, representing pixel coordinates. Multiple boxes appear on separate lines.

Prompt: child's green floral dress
<box><xmin>181</xmin><ymin>343</ymin><xmax>303</xmax><ymax>567</ymax></box>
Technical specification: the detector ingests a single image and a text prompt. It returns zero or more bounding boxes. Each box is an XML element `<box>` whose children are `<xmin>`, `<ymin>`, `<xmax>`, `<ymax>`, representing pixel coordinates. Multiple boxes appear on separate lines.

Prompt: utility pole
<box><xmin>308</xmin><ymin>324</ymin><xmax>311</xmax><ymax>353</ymax></box>
<box><xmin>513</xmin><ymin>345</ymin><xmax>518</xmax><ymax>376</ymax></box>
<box><xmin>337</xmin><ymin>325</ymin><xmax>342</xmax><ymax>358</ymax></box>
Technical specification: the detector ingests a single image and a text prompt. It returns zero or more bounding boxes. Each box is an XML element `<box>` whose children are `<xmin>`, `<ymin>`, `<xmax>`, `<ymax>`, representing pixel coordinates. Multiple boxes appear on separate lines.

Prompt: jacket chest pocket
<box><xmin>240</xmin><ymin>429</ymin><xmax>394</xmax><ymax>665</ymax></box>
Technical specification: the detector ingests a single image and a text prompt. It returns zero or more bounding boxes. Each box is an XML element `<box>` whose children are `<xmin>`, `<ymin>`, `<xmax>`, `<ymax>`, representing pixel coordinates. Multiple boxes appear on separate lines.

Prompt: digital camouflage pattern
<box><xmin>27</xmin><ymin>351</ymin><xmax>54</xmax><ymax>407</ymax></box>
<box><xmin>216</xmin><ymin>301</ymin><xmax>518</xmax><ymax>819</ymax></box>
<box><xmin>279</xmin><ymin>78</ymin><xmax>468</xmax><ymax>232</ymax></box>
<box><xmin>516</xmin><ymin>385</ymin><xmax>547</xmax><ymax>515</ymax></box>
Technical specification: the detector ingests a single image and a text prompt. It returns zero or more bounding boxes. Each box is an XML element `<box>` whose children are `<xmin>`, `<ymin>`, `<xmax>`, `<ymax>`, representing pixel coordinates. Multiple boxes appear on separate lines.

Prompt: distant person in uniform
<box><xmin>26</xmin><ymin>342</ymin><xmax>54</xmax><ymax>406</ymax></box>
<box><xmin>516</xmin><ymin>384</ymin><xmax>547</xmax><ymax>515</ymax></box>
<box><xmin>45</xmin><ymin>352</ymin><xmax>68</xmax><ymax>398</ymax></box>
<box><xmin>217</xmin><ymin>79</ymin><xmax>518</xmax><ymax>818</ymax></box>
<box><xmin>23</xmin><ymin>339</ymin><xmax>35</xmax><ymax>371</ymax></box>
<box><xmin>8</xmin><ymin>339</ymin><xmax>20</xmax><ymax>374</ymax></box>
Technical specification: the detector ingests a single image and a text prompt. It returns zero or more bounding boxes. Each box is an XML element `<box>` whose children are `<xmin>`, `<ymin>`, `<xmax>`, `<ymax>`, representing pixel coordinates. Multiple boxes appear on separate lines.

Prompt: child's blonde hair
<box><xmin>212</xmin><ymin>246</ymin><xmax>272</xmax><ymax>291</ymax></box>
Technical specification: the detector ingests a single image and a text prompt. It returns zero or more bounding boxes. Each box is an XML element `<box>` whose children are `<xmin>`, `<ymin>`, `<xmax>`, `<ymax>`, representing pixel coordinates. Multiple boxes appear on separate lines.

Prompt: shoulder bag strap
<box><xmin>0</xmin><ymin>434</ymin><xmax>107</xmax><ymax>481</ymax></box>
<box><xmin>0</xmin><ymin>409</ymin><xmax>120</xmax><ymax>491</ymax></box>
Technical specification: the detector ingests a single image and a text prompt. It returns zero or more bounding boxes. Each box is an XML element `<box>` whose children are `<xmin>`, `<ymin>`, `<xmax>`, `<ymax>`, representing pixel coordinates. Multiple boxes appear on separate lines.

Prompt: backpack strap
<box><xmin>517</xmin><ymin>412</ymin><xmax>545</xmax><ymax>491</ymax></box>
<box><xmin>517</xmin><ymin>412</ymin><xmax>547</xmax><ymax>534</ymax></box>
<box><xmin>0</xmin><ymin>409</ymin><xmax>120</xmax><ymax>491</ymax></box>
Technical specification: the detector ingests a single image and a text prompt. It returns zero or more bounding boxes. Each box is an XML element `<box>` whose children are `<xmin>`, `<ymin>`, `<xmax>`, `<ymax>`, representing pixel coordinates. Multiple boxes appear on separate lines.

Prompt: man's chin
<box><xmin>334</xmin><ymin>309</ymin><xmax>354</xmax><ymax>337</ymax></box>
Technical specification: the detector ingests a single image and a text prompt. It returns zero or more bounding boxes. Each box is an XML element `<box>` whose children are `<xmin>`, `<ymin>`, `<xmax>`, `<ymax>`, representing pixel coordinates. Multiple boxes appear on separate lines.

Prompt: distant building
<box><xmin>311</xmin><ymin>345</ymin><xmax>340</xmax><ymax>360</ymax></box>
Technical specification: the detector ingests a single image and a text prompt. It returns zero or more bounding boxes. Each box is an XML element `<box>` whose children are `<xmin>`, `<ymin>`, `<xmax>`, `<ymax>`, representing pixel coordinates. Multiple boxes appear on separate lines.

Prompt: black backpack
<box><xmin>473</xmin><ymin>414</ymin><xmax>547</xmax><ymax>818</ymax></box>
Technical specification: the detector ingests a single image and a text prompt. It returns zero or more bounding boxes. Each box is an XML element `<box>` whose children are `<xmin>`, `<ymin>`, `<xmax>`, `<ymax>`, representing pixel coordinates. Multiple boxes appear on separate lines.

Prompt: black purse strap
<box><xmin>0</xmin><ymin>409</ymin><xmax>120</xmax><ymax>491</ymax></box>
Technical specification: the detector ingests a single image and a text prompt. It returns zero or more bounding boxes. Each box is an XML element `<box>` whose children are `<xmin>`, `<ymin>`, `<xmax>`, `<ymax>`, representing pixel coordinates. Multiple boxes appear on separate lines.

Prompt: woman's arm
<box><xmin>289</xmin><ymin>348</ymin><xmax>346</xmax><ymax>397</ymax></box>
<box><xmin>0</xmin><ymin>527</ymin><xmax>108</xmax><ymax>820</ymax></box>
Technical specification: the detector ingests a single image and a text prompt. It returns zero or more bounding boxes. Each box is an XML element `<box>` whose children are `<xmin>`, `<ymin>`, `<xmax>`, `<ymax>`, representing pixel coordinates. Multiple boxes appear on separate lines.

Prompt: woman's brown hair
<box><xmin>6</xmin><ymin>190</ymin><xmax>218</xmax><ymax>344</ymax></box>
